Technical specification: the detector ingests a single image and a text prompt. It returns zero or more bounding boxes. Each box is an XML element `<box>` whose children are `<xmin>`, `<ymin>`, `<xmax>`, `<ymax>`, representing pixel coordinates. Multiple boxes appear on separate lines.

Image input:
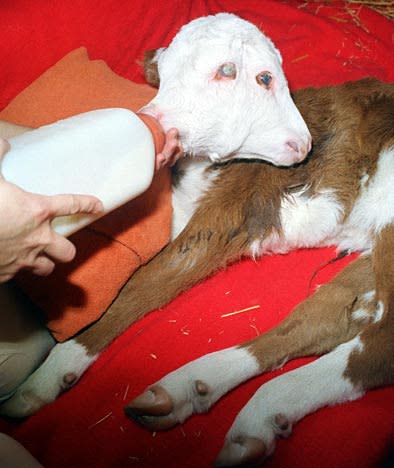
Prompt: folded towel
<box><xmin>0</xmin><ymin>47</ymin><xmax>172</xmax><ymax>341</ymax></box>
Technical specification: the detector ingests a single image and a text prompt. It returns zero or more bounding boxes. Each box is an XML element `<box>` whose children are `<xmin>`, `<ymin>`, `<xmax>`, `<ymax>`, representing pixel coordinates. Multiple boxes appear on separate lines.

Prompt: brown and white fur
<box><xmin>128</xmin><ymin>77</ymin><xmax>394</xmax><ymax>466</ymax></box>
<box><xmin>1</xmin><ymin>14</ymin><xmax>394</xmax><ymax>467</ymax></box>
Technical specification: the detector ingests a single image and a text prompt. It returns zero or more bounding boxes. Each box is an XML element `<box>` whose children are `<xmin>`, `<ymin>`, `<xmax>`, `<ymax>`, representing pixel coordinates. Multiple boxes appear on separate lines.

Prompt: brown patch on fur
<box><xmin>345</xmin><ymin>225</ymin><xmax>394</xmax><ymax>390</ymax></box>
<box><xmin>293</xmin><ymin>80</ymin><xmax>394</xmax><ymax>218</ymax></box>
<box><xmin>276</xmin><ymin>319</ymin><xmax>302</xmax><ymax>336</ymax></box>
<box><xmin>243</xmin><ymin>255</ymin><xmax>374</xmax><ymax>370</ymax></box>
<box><xmin>209</xmin><ymin>161</ymin><xmax>288</xmax><ymax>243</ymax></box>
<box><xmin>77</xmin><ymin>161</ymin><xmax>290</xmax><ymax>354</ymax></box>
<box><xmin>143</xmin><ymin>50</ymin><xmax>160</xmax><ymax>88</ymax></box>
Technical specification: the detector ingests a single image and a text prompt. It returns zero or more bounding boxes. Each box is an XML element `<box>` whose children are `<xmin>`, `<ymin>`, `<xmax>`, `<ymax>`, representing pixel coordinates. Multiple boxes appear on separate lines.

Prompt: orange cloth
<box><xmin>0</xmin><ymin>48</ymin><xmax>172</xmax><ymax>341</ymax></box>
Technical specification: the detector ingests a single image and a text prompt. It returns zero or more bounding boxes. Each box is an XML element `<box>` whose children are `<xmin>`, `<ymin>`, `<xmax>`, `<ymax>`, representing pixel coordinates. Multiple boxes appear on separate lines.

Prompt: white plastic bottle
<box><xmin>1</xmin><ymin>108</ymin><xmax>165</xmax><ymax>236</ymax></box>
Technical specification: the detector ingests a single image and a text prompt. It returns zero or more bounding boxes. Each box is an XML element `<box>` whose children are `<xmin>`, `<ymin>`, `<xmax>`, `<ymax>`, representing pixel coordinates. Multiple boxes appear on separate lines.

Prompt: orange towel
<box><xmin>0</xmin><ymin>48</ymin><xmax>172</xmax><ymax>341</ymax></box>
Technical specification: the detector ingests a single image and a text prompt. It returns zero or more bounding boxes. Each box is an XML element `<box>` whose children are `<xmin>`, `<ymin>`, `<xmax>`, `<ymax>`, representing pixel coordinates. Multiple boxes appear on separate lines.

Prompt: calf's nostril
<box><xmin>286</xmin><ymin>140</ymin><xmax>300</xmax><ymax>154</ymax></box>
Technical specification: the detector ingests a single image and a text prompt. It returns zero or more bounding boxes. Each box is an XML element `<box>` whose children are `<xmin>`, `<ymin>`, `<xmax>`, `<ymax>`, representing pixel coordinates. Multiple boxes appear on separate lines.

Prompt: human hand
<box><xmin>155</xmin><ymin>128</ymin><xmax>183</xmax><ymax>171</ymax></box>
<box><xmin>0</xmin><ymin>138</ymin><xmax>103</xmax><ymax>282</ymax></box>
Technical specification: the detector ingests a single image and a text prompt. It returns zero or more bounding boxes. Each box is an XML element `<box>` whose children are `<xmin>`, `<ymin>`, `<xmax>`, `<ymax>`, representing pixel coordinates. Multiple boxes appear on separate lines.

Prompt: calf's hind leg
<box><xmin>126</xmin><ymin>255</ymin><xmax>376</xmax><ymax>431</ymax></box>
<box><xmin>345</xmin><ymin>225</ymin><xmax>394</xmax><ymax>392</ymax></box>
<box><xmin>216</xmin><ymin>228</ymin><xmax>394</xmax><ymax>466</ymax></box>
<box><xmin>215</xmin><ymin>333</ymin><xmax>368</xmax><ymax>466</ymax></box>
<box><xmin>217</xmin><ymin>305</ymin><xmax>394</xmax><ymax>466</ymax></box>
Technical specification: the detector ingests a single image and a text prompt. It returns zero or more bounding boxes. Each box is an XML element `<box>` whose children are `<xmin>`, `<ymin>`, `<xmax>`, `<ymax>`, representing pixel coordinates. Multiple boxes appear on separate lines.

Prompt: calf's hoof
<box><xmin>125</xmin><ymin>385</ymin><xmax>178</xmax><ymax>430</ymax></box>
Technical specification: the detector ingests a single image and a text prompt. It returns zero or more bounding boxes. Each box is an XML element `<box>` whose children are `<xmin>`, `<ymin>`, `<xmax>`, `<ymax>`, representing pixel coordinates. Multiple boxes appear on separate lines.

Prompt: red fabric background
<box><xmin>0</xmin><ymin>1</ymin><xmax>393</xmax><ymax>467</ymax></box>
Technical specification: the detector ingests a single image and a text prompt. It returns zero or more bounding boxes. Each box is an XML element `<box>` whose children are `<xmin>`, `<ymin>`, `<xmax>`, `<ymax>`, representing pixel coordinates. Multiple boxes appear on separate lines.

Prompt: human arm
<box><xmin>0</xmin><ymin>137</ymin><xmax>103</xmax><ymax>282</ymax></box>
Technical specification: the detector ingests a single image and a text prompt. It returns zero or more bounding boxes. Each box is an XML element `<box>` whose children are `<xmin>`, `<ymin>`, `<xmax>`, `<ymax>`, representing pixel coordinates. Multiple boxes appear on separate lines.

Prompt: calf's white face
<box><xmin>142</xmin><ymin>13</ymin><xmax>311</xmax><ymax>166</ymax></box>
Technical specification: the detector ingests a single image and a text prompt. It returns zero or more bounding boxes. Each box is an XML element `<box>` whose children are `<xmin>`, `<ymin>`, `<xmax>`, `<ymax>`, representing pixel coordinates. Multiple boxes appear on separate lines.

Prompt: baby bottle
<box><xmin>1</xmin><ymin>108</ymin><xmax>165</xmax><ymax>236</ymax></box>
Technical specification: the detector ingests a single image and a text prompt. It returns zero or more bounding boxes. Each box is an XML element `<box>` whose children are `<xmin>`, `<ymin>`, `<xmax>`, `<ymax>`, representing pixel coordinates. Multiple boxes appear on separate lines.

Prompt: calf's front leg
<box><xmin>0</xmin><ymin>167</ymin><xmax>259</xmax><ymax>417</ymax></box>
<box><xmin>126</xmin><ymin>255</ymin><xmax>375</xmax><ymax>432</ymax></box>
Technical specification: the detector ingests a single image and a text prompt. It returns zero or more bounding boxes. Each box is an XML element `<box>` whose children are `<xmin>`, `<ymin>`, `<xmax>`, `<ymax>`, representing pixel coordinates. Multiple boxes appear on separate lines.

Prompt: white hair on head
<box><xmin>142</xmin><ymin>13</ymin><xmax>311</xmax><ymax>166</ymax></box>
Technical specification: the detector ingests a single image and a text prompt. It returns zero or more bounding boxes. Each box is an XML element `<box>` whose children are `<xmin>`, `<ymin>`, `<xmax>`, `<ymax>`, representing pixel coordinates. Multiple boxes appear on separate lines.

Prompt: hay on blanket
<box><xmin>301</xmin><ymin>1</ymin><xmax>394</xmax><ymax>19</ymax></box>
<box><xmin>347</xmin><ymin>0</ymin><xmax>394</xmax><ymax>19</ymax></box>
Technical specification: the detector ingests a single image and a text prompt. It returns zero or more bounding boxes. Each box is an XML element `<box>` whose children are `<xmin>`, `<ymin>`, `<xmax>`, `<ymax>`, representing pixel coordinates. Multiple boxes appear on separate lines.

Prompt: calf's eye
<box><xmin>215</xmin><ymin>62</ymin><xmax>237</xmax><ymax>80</ymax></box>
<box><xmin>256</xmin><ymin>71</ymin><xmax>273</xmax><ymax>88</ymax></box>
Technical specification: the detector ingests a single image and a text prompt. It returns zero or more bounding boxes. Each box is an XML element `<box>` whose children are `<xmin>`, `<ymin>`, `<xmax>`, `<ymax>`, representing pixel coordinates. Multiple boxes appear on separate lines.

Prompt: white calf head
<box><xmin>142</xmin><ymin>13</ymin><xmax>311</xmax><ymax>166</ymax></box>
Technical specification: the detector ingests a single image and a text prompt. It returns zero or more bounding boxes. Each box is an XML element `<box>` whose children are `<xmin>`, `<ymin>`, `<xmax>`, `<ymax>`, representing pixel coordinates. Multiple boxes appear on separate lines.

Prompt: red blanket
<box><xmin>1</xmin><ymin>1</ymin><xmax>393</xmax><ymax>467</ymax></box>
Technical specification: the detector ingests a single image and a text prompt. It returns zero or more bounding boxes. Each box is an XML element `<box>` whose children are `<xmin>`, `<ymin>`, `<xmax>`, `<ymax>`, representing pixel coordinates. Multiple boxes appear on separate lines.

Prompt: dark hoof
<box><xmin>125</xmin><ymin>385</ymin><xmax>178</xmax><ymax>431</ymax></box>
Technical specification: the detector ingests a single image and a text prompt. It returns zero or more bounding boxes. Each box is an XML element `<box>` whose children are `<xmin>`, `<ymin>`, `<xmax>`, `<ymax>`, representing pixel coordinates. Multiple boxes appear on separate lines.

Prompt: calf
<box><xmin>1</xmin><ymin>13</ymin><xmax>394</xmax><ymax>467</ymax></box>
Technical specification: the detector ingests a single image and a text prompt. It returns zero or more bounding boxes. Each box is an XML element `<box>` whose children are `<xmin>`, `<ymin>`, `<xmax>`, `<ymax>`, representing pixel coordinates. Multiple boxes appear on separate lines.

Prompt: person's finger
<box><xmin>45</xmin><ymin>193</ymin><xmax>104</xmax><ymax>218</ymax></box>
<box><xmin>165</xmin><ymin>128</ymin><xmax>180</xmax><ymax>145</ymax></box>
<box><xmin>0</xmin><ymin>260</ymin><xmax>20</xmax><ymax>282</ymax></box>
<box><xmin>0</xmin><ymin>262</ymin><xmax>17</xmax><ymax>283</ymax></box>
<box><xmin>168</xmin><ymin>146</ymin><xmax>183</xmax><ymax>166</ymax></box>
<box><xmin>163</xmin><ymin>129</ymin><xmax>181</xmax><ymax>157</ymax></box>
<box><xmin>44</xmin><ymin>234</ymin><xmax>76</xmax><ymax>263</ymax></box>
<box><xmin>155</xmin><ymin>154</ymin><xmax>166</xmax><ymax>171</ymax></box>
<box><xmin>31</xmin><ymin>256</ymin><xmax>56</xmax><ymax>276</ymax></box>
<box><xmin>155</xmin><ymin>128</ymin><xmax>182</xmax><ymax>170</ymax></box>
<box><xmin>165</xmin><ymin>129</ymin><xmax>182</xmax><ymax>166</ymax></box>
<box><xmin>0</xmin><ymin>273</ymin><xmax>14</xmax><ymax>283</ymax></box>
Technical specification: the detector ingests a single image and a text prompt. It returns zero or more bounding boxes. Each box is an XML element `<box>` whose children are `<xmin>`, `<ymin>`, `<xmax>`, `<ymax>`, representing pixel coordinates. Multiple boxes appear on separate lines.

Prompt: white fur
<box><xmin>352</xmin><ymin>307</ymin><xmax>372</xmax><ymax>322</ymax></box>
<box><xmin>337</xmin><ymin>147</ymin><xmax>394</xmax><ymax>252</ymax></box>
<box><xmin>250</xmin><ymin>189</ymin><xmax>343</xmax><ymax>257</ymax></box>
<box><xmin>221</xmin><ymin>336</ymin><xmax>364</xmax><ymax>458</ymax></box>
<box><xmin>352</xmin><ymin>290</ymin><xmax>375</xmax><ymax>322</ymax></box>
<box><xmin>0</xmin><ymin>341</ymin><xmax>97</xmax><ymax>418</ymax></box>
<box><xmin>171</xmin><ymin>157</ymin><xmax>217</xmax><ymax>239</ymax></box>
<box><xmin>250</xmin><ymin>147</ymin><xmax>394</xmax><ymax>258</ymax></box>
<box><xmin>142</xmin><ymin>13</ymin><xmax>311</xmax><ymax>166</ymax></box>
<box><xmin>351</xmin><ymin>291</ymin><xmax>385</xmax><ymax>324</ymax></box>
<box><xmin>373</xmin><ymin>300</ymin><xmax>385</xmax><ymax>323</ymax></box>
<box><xmin>151</xmin><ymin>347</ymin><xmax>259</xmax><ymax>422</ymax></box>
<box><xmin>362</xmin><ymin>290</ymin><xmax>375</xmax><ymax>303</ymax></box>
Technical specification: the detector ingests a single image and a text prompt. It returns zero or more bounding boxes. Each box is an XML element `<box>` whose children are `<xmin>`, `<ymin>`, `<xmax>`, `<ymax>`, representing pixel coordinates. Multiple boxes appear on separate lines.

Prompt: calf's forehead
<box><xmin>161</xmin><ymin>14</ymin><xmax>281</xmax><ymax>72</ymax></box>
<box><xmin>173</xmin><ymin>13</ymin><xmax>262</xmax><ymax>43</ymax></box>
<box><xmin>161</xmin><ymin>38</ymin><xmax>282</xmax><ymax>80</ymax></box>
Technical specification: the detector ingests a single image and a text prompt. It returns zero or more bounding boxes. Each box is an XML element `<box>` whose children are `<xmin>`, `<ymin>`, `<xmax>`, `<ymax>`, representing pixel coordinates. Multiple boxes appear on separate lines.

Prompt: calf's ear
<box><xmin>143</xmin><ymin>48</ymin><xmax>166</xmax><ymax>88</ymax></box>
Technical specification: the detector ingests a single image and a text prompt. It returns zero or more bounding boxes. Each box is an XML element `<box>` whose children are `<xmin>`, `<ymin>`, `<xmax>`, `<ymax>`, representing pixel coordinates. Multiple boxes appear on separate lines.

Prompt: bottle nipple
<box><xmin>137</xmin><ymin>113</ymin><xmax>165</xmax><ymax>155</ymax></box>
